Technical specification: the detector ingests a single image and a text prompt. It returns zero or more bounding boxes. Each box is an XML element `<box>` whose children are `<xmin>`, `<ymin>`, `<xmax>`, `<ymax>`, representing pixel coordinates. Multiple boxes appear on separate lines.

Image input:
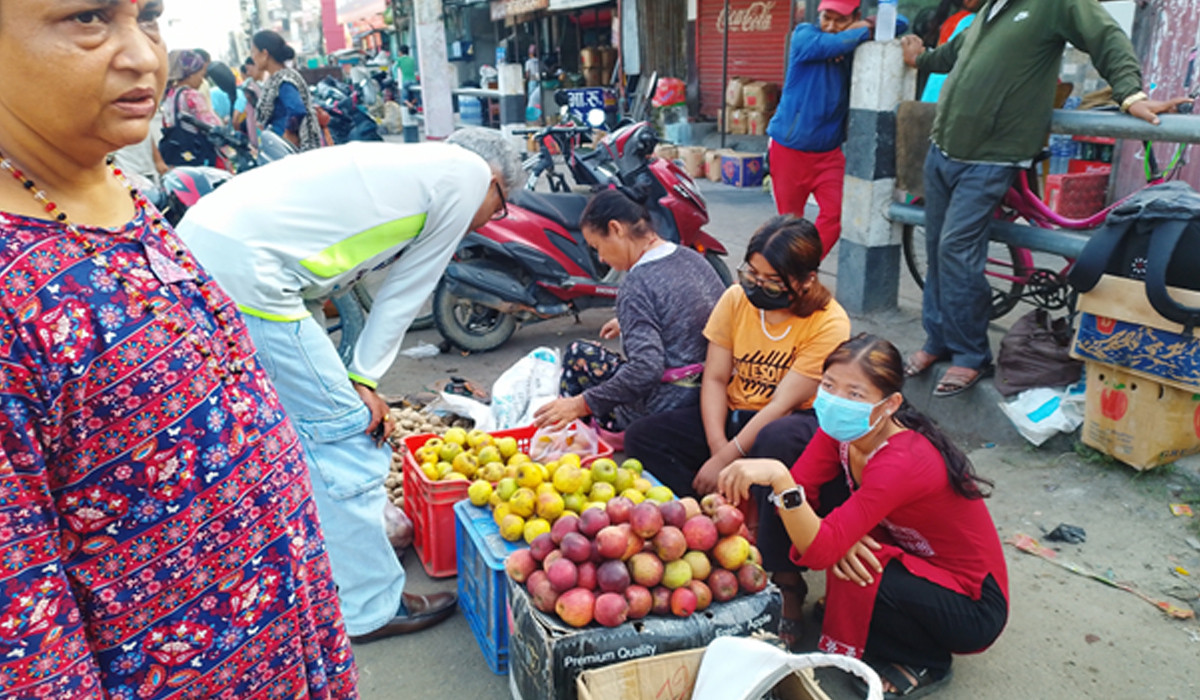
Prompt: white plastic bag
<box><xmin>998</xmin><ymin>382</ymin><xmax>1086</xmax><ymax>447</ymax></box>
<box><xmin>489</xmin><ymin>347</ymin><xmax>561</xmax><ymax>430</ymax></box>
<box><xmin>691</xmin><ymin>637</ymin><xmax>882</xmax><ymax>700</ymax></box>
<box><xmin>528</xmin><ymin>419</ymin><xmax>601</xmax><ymax>463</ymax></box>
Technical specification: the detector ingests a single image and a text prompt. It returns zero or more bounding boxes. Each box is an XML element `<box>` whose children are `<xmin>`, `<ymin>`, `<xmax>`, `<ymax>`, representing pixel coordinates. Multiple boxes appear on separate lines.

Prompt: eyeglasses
<box><xmin>490</xmin><ymin>181</ymin><xmax>509</xmax><ymax>221</ymax></box>
<box><xmin>737</xmin><ymin>263</ymin><xmax>790</xmax><ymax>298</ymax></box>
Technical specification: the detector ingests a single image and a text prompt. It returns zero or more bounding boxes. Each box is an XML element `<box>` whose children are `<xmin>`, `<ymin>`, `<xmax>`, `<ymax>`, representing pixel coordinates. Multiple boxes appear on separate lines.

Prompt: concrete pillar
<box><xmin>835</xmin><ymin>40</ymin><xmax>916</xmax><ymax>314</ymax></box>
<box><xmin>497</xmin><ymin>63</ymin><xmax>525</xmax><ymax>127</ymax></box>
<box><xmin>414</xmin><ymin>0</ymin><xmax>456</xmax><ymax>139</ymax></box>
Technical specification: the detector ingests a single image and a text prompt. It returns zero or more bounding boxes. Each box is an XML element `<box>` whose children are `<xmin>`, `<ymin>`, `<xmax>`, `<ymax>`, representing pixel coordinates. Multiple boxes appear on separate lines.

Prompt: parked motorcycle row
<box><xmin>153</xmin><ymin>80</ymin><xmax>732</xmax><ymax>357</ymax></box>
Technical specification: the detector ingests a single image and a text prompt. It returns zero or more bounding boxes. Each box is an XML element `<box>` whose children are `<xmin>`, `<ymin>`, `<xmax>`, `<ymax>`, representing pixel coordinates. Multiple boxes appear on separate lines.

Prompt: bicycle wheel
<box><xmin>900</xmin><ymin>223</ymin><xmax>1028</xmax><ymax>320</ymax></box>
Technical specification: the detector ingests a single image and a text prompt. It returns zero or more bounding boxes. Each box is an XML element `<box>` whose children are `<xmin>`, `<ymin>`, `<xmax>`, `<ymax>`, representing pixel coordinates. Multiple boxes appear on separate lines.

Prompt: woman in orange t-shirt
<box><xmin>625</xmin><ymin>215</ymin><xmax>849</xmax><ymax>643</ymax></box>
<box><xmin>627</xmin><ymin>216</ymin><xmax>850</xmax><ymax>498</ymax></box>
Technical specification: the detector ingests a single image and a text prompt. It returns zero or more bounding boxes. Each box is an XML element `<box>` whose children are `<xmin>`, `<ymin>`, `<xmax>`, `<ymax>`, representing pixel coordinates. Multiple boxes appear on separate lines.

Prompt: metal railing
<box><xmin>886</xmin><ymin>109</ymin><xmax>1200</xmax><ymax>258</ymax></box>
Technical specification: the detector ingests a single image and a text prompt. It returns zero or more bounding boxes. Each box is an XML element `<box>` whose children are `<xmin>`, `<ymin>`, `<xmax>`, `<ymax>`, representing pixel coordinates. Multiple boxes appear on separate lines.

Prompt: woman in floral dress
<box><xmin>0</xmin><ymin>1</ymin><xmax>356</xmax><ymax>697</ymax></box>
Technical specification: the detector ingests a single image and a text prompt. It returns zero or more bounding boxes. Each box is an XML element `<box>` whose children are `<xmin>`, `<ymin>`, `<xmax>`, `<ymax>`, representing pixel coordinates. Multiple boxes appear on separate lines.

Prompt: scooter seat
<box><xmin>510</xmin><ymin>190</ymin><xmax>589</xmax><ymax>230</ymax></box>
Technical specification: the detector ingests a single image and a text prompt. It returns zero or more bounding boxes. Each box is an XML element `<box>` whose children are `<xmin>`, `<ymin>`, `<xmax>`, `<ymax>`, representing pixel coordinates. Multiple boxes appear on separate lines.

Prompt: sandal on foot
<box><xmin>850</xmin><ymin>663</ymin><xmax>952</xmax><ymax>699</ymax></box>
<box><xmin>878</xmin><ymin>663</ymin><xmax>953</xmax><ymax>699</ymax></box>
<box><xmin>903</xmin><ymin>350</ymin><xmax>945</xmax><ymax>378</ymax></box>
<box><xmin>932</xmin><ymin>364</ymin><xmax>993</xmax><ymax>398</ymax></box>
<box><xmin>777</xmin><ymin>618</ymin><xmax>804</xmax><ymax>652</ymax></box>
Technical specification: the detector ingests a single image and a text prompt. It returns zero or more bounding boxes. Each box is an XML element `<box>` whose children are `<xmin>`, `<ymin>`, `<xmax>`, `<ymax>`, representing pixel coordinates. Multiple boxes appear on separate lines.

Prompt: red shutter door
<box><xmin>696</xmin><ymin>0</ymin><xmax>792</xmax><ymax>117</ymax></box>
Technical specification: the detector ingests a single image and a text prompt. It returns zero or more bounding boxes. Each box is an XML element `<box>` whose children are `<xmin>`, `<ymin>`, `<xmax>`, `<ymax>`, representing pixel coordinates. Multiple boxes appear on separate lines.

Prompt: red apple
<box><xmin>576</xmin><ymin>561</ymin><xmax>598</xmax><ymax>592</ymax></box>
<box><xmin>529</xmin><ymin>532</ymin><xmax>557</xmax><ymax>562</ymax></box>
<box><xmin>658</xmin><ymin>500</ymin><xmax>687</xmax><ymax>529</ymax></box>
<box><xmin>625</xmin><ymin>585</ymin><xmax>653</xmax><ymax>619</ymax></box>
<box><xmin>737</xmin><ymin>562</ymin><xmax>768</xmax><ymax>594</ymax></box>
<box><xmin>597</xmin><ymin>559</ymin><xmax>631</xmax><ymax>594</ymax></box>
<box><xmin>579</xmin><ymin>508</ymin><xmax>611</xmax><ymax>539</ymax></box>
<box><xmin>630</xmin><ymin>502</ymin><xmax>664</xmax><ymax>539</ymax></box>
<box><xmin>547</xmin><ymin>558</ymin><xmax>579</xmax><ymax>593</ymax></box>
<box><xmin>650</xmin><ymin>586</ymin><xmax>672</xmax><ymax>616</ymax></box>
<box><xmin>713</xmin><ymin>504</ymin><xmax>746</xmax><ymax>537</ymax></box>
<box><xmin>606</xmin><ymin>496</ymin><xmax>634</xmax><ymax>524</ymax></box>
<box><xmin>670</xmin><ymin>586</ymin><xmax>697</xmax><ymax>617</ymax></box>
<box><xmin>594</xmin><ymin>592</ymin><xmax>630</xmax><ymax>627</ymax></box>
<box><xmin>595</xmin><ymin>525</ymin><xmax>628</xmax><ymax>560</ymax></box>
<box><xmin>627</xmin><ymin>551</ymin><xmax>665</xmax><ymax>588</ymax></box>
<box><xmin>687</xmin><ymin>579</ymin><xmax>713</xmax><ymax>611</ymax></box>
<box><xmin>555</xmin><ymin>587</ymin><xmax>595</xmax><ymax>627</ymax></box>
<box><xmin>560</xmin><ymin>532</ymin><xmax>593</xmax><ymax>563</ymax></box>
<box><xmin>652</xmin><ymin>525</ymin><xmax>688</xmax><ymax>562</ymax></box>
<box><xmin>551</xmin><ymin>513</ymin><xmax>580</xmax><ymax>544</ymax></box>
<box><xmin>708</xmin><ymin>568</ymin><xmax>738</xmax><ymax>602</ymax></box>
<box><xmin>682</xmin><ymin>515</ymin><xmax>719</xmax><ymax>552</ymax></box>
<box><xmin>505</xmin><ymin>549</ymin><xmax>537</xmax><ymax>583</ymax></box>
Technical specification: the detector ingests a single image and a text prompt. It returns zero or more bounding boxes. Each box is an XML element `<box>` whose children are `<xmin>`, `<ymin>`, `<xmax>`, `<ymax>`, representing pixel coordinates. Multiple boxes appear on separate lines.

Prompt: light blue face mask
<box><xmin>813</xmin><ymin>387</ymin><xmax>890</xmax><ymax>443</ymax></box>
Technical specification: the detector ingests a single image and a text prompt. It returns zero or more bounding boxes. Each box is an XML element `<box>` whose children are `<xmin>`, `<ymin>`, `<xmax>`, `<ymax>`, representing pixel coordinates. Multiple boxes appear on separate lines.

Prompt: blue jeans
<box><xmin>242</xmin><ymin>314</ymin><xmax>404</xmax><ymax>636</ymax></box>
<box><xmin>921</xmin><ymin>146</ymin><xmax>1019</xmax><ymax>370</ymax></box>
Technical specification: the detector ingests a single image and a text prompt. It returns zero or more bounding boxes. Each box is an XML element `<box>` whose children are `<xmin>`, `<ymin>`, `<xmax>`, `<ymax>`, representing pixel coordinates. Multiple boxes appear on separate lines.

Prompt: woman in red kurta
<box><xmin>719</xmin><ymin>334</ymin><xmax>1007</xmax><ymax>698</ymax></box>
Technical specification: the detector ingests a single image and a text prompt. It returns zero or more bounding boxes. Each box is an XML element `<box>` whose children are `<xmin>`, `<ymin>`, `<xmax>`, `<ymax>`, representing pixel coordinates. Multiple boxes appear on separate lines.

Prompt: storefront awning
<box><xmin>337</xmin><ymin>0</ymin><xmax>386</xmax><ymax>25</ymax></box>
<box><xmin>490</xmin><ymin>0</ymin><xmax>549</xmax><ymax>20</ymax></box>
<box><xmin>549</xmin><ymin>0</ymin><xmax>610</xmax><ymax>10</ymax></box>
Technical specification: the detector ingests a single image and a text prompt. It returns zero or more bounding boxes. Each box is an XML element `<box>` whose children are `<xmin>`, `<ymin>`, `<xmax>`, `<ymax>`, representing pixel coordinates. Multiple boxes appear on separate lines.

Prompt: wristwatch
<box><xmin>769</xmin><ymin>486</ymin><xmax>806</xmax><ymax>511</ymax></box>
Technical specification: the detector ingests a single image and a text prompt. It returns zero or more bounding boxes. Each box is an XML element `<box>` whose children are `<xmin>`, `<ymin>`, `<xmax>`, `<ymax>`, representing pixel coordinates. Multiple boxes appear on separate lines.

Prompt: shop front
<box><xmin>695</xmin><ymin>0</ymin><xmax>792</xmax><ymax>118</ymax></box>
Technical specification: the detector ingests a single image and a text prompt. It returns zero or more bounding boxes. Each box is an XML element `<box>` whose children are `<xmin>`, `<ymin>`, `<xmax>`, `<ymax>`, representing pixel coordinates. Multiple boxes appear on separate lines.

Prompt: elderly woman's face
<box><xmin>0</xmin><ymin>0</ymin><xmax>168</xmax><ymax>158</ymax></box>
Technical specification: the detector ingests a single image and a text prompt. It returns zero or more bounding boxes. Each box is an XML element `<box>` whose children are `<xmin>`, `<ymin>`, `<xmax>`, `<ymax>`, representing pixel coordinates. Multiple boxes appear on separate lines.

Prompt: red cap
<box><xmin>818</xmin><ymin>0</ymin><xmax>861</xmax><ymax>17</ymax></box>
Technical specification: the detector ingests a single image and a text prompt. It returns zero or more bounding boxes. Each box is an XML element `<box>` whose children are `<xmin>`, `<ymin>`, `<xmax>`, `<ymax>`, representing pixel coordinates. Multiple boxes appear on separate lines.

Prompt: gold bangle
<box><xmin>1120</xmin><ymin>91</ymin><xmax>1148</xmax><ymax>113</ymax></box>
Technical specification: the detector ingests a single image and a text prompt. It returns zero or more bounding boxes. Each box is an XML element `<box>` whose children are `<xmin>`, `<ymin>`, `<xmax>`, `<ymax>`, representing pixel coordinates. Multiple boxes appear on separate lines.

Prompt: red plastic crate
<box><xmin>401</xmin><ymin>425</ymin><xmax>613</xmax><ymax>578</ymax></box>
<box><xmin>1044</xmin><ymin>171</ymin><xmax>1110</xmax><ymax>219</ymax></box>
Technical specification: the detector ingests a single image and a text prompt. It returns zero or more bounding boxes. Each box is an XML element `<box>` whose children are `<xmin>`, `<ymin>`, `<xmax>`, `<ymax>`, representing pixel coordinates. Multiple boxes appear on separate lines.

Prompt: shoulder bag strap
<box><xmin>1066</xmin><ymin>218</ymin><xmax>1134</xmax><ymax>293</ymax></box>
<box><xmin>1144</xmin><ymin>219</ymin><xmax>1200</xmax><ymax>336</ymax></box>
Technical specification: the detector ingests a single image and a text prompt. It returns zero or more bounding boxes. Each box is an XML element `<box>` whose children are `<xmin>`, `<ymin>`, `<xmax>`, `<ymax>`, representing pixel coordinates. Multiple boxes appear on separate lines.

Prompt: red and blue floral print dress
<box><xmin>0</xmin><ymin>204</ymin><xmax>357</xmax><ymax>698</ymax></box>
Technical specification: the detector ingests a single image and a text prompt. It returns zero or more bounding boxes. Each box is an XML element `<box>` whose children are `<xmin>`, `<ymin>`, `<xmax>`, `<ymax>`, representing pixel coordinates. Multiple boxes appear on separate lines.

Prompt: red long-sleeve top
<box><xmin>789</xmin><ymin>430</ymin><xmax>1009</xmax><ymax>602</ymax></box>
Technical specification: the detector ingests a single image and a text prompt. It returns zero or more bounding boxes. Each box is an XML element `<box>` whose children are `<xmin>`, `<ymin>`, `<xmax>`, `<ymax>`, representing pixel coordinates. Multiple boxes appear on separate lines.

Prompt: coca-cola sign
<box><xmin>717</xmin><ymin>1</ymin><xmax>776</xmax><ymax>33</ymax></box>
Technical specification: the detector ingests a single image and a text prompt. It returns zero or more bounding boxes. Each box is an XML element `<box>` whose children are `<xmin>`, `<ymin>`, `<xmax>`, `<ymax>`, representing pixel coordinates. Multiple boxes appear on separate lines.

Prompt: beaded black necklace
<box><xmin>0</xmin><ymin>152</ymin><xmax>247</xmax><ymax>384</ymax></box>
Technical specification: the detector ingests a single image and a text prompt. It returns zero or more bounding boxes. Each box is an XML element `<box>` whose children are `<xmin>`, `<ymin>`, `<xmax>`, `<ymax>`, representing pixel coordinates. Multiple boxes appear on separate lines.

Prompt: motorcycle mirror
<box><xmin>554</xmin><ymin>91</ymin><xmax>569</xmax><ymax>107</ymax></box>
<box><xmin>586</xmin><ymin>108</ymin><xmax>606</xmax><ymax>128</ymax></box>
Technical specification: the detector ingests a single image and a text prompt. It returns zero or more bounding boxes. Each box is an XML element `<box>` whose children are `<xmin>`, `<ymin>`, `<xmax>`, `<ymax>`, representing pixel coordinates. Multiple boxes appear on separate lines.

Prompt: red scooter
<box><xmin>432</xmin><ymin>120</ymin><xmax>731</xmax><ymax>352</ymax></box>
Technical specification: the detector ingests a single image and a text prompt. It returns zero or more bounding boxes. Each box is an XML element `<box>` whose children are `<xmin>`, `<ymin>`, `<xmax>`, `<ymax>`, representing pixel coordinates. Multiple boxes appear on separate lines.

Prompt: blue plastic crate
<box><xmin>455</xmin><ymin>501</ymin><xmax>526</xmax><ymax>675</ymax></box>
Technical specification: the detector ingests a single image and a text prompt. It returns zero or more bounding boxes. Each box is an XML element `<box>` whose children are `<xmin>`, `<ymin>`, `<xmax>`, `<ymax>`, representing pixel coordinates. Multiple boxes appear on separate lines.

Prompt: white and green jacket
<box><xmin>178</xmin><ymin>141</ymin><xmax>491</xmax><ymax>387</ymax></box>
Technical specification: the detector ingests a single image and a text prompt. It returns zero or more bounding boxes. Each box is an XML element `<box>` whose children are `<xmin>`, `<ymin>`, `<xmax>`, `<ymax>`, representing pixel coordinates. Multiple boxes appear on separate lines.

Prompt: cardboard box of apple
<box><xmin>504</xmin><ymin>494</ymin><xmax>766</xmax><ymax>628</ymax></box>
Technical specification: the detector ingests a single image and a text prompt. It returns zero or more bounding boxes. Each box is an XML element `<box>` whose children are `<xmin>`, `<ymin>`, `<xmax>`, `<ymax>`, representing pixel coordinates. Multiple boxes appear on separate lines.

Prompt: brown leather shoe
<box><xmin>349</xmin><ymin>591</ymin><xmax>457</xmax><ymax>644</ymax></box>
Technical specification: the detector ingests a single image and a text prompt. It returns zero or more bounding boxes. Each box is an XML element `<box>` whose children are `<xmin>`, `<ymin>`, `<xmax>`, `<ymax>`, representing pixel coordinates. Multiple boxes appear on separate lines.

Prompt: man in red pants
<box><xmin>768</xmin><ymin>0</ymin><xmax>903</xmax><ymax>258</ymax></box>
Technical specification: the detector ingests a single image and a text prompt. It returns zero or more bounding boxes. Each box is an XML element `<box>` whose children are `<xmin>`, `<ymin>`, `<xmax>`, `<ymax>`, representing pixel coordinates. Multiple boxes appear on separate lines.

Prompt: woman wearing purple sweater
<box><xmin>535</xmin><ymin>190</ymin><xmax>726</xmax><ymax>433</ymax></box>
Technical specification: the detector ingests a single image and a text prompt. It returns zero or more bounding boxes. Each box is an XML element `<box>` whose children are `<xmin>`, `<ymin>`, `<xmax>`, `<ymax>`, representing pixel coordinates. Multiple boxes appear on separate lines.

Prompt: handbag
<box><xmin>1067</xmin><ymin>181</ymin><xmax>1200</xmax><ymax>335</ymax></box>
<box><xmin>158</xmin><ymin>89</ymin><xmax>217</xmax><ymax>167</ymax></box>
<box><xmin>994</xmin><ymin>308</ymin><xmax>1082</xmax><ymax>397</ymax></box>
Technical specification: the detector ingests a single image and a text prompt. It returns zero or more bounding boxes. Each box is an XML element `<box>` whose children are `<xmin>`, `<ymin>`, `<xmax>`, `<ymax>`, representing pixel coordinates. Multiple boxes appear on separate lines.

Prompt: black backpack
<box><xmin>158</xmin><ymin>89</ymin><xmax>218</xmax><ymax>167</ymax></box>
<box><xmin>1068</xmin><ymin>181</ymin><xmax>1200</xmax><ymax>335</ymax></box>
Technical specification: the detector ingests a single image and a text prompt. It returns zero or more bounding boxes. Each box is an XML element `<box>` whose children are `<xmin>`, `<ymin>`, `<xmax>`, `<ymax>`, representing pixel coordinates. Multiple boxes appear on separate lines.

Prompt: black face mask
<box><xmin>742</xmin><ymin>281</ymin><xmax>792</xmax><ymax>310</ymax></box>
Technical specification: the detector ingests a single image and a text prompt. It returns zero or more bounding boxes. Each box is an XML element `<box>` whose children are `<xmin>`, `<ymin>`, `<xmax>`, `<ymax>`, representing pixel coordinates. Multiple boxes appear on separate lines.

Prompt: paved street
<box><xmin>351</xmin><ymin>178</ymin><xmax>1200</xmax><ymax>699</ymax></box>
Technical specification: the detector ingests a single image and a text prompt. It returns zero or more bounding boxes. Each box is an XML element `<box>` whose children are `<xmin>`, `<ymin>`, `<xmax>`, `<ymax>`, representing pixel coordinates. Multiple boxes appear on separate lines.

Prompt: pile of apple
<box><xmin>504</xmin><ymin>493</ymin><xmax>768</xmax><ymax>628</ymax></box>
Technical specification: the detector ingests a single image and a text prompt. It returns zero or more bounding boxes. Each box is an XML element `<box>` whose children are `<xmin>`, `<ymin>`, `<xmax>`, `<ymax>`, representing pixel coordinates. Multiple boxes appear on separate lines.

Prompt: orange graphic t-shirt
<box><xmin>704</xmin><ymin>285</ymin><xmax>851</xmax><ymax>412</ymax></box>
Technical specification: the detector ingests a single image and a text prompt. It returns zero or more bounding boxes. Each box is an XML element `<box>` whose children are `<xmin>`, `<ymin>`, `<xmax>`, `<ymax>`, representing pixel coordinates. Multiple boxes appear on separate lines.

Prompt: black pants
<box><xmin>866</xmin><ymin>563</ymin><xmax>1008</xmax><ymax>673</ymax></box>
<box><xmin>624</xmin><ymin>403</ymin><xmax>715</xmax><ymax>498</ymax></box>
<box><xmin>625</xmin><ymin>405</ymin><xmax>823</xmax><ymax>514</ymax></box>
<box><xmin>746</xmin><ymin>411</ymin><xmax>827</xmax><ymax>573</ymax></box>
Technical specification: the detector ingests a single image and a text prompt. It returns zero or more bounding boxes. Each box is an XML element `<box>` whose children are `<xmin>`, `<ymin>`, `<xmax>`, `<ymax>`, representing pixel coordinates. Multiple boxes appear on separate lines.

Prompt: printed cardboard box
<box><xmin>1071</xmin><ymin>275</ymin><xmax>1200</xmax><ymax>393</ymax></box>
<box><xmin>746</xmin><ymin>109</ymin><xmax>773</xmax><ymax>136</ymax></box>
<box><xmin>574</xmin><ymin>646</ymin><xmax>830</xmax><ymax>700</ymax></box>
<box><xmin>725</xmin><ymin>77</ymin><xmax>747</xmax><ymax>108</ymax></box>
<box><xmin>742</xmin><ymin>81</ymin><xmax>780</xmax><ymax>112</ymax></box>
<box><xmin>1082</xmin><ymin>361</ymin><xmax>1200</xmax><ymax>470</ymax></box>
<box><xmin>704</xmin><ymin>149</ymin><xmax>735</xmax><ymax>182</ymax></box>
<box><xmin>507</xmin><ymin>579</ymin><xmax>781</xmax><ymax>700</ymax></box>
<box><xmin>721</xmin><ymin>107</ymin><xmax>748</xmax><ymax>135</ymax></box>
<box><xmin>721</xmin><ymin>152</ymin><xmax>766</xmax><ymax>188</ymax></box>
<box><xmin>677</xmin><ymin>146</ymin><xmax>707</xmax><ymax>179</ymax></box>
<box><xmin>654</xmin><ymin>144</ymin><xmax>680</xmax><ymax>162</ymax></box>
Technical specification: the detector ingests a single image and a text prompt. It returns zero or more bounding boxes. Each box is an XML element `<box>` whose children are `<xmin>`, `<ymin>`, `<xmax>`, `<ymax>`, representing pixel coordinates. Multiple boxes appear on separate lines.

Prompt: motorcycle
<box><xmin>144</xmin><ymin>113</ymin><xmax>295</xmax><ymax>226</ymax></box>
<box><xmin>431</xmin><ymin>117</ymin><xmax>732</xmax><ymax>352</ymax></box>
<box><xmin>313</xmin><ymin>77</ymin><xmax>384</xmax><ymax>144</ymax></box>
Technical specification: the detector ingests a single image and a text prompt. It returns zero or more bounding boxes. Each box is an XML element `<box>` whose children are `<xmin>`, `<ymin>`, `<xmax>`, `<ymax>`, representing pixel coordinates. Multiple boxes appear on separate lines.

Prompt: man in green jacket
<box><xmin>899</xmin><ymin>0</ymin><xmax>1186</xmax><ymax>397</ymax></box>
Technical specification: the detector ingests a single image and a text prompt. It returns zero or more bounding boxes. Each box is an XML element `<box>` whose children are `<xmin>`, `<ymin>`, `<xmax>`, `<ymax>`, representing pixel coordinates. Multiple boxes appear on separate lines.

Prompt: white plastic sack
<box><xmin>489</xmin><ymin>347</ymin><xmax>561</xmax><ymax>430</ymax></box>
<box><xmin>430</xmin><ymin>392</ymin><xmax>495</xmax><ymax>433</ymax></box>
<box><xmin>998</xmin><ymin>383</ymin><xmax>1085</xmax><ymax>447</ymax></box>
<box><xmin>691</xmin><ymin>637</ymin><xmax>882</xmax><ymax>700</ymax></box>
